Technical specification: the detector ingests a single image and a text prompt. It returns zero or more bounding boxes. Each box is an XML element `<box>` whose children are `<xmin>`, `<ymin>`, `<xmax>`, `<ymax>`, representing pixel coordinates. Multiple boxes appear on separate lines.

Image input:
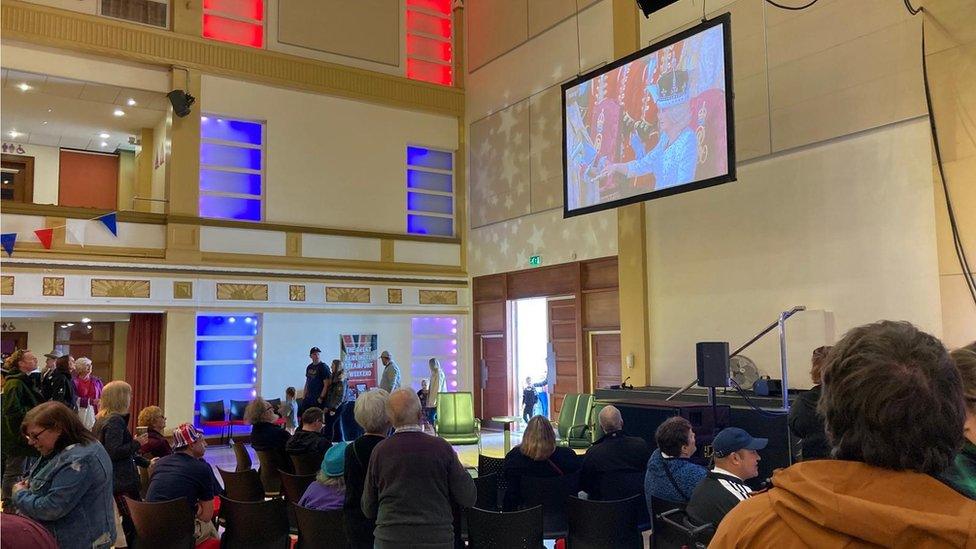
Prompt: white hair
<box><xmin>598</xmin><ymin>405</ymin><xmax>624</xmax><ymax>433</ymax></box>
<box><xmin>74</xmin><ymin>357</ymin><xmax>93</xmax><ymax>374</ymax></box>
<box><xmin>355</xmin><ymin>389</ymin><xmax>391</xmax><ymax>433</ymax></box>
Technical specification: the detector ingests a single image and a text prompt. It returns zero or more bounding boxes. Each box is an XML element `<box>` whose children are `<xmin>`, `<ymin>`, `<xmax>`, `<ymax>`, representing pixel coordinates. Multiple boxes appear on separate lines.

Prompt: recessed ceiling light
<box><xmin>16</xmin><ymin>83</ymin><xmax>31</xmax><ymax>92</ymax></box>
<box><xmin>65</xmin><ymin>323</ymin><xmax>74</xmax><ymax>327</ymax></box>
<box><xmin>113</xmin><ymin>109</ymin><xmax>125</xmax><ymax>117</ymax></box>
<box><xmin>47</xmin><ymin>108</ymin><xmax>53</xmax><ymax>113</ymax></box>
<box><xmin>99</xmin><ymin>132</ymin><xmax>110</xmax><ymax>139</ymax></box>
<box><xmin>81</xmin><ymin>317</ymin><xmax>91</xmax><ymax>323</ymax></box>
<box><xmin>100</xmin><ymin>142</ymin><xmax>108</xmax><ymax>148</ymax></box>
<box><xmin>7</xmin><ymin>130</ymin><xmax>21</xmax><ymax>138</ymax></box>
<box><xmin>41</xmin><ymin>121</ymin><xmax>48</xmax><ymax>125</ymax></box>
<box><xmin>126</xmin><ymin>98</ymin><xmax>137</xmax><ymax>106</ymax></box>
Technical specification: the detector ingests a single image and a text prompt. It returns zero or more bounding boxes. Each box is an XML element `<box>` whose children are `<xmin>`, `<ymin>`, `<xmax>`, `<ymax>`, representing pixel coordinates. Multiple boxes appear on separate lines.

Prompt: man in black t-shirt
<box><xmin>146</xmin><ymin>423</ymin><xmax>218</xmax><ymax>544</ymax></box>
<box><xmin>301</xmin><ymin>346</ymin><xmax>332</xmax><ymax>414</ymax></box>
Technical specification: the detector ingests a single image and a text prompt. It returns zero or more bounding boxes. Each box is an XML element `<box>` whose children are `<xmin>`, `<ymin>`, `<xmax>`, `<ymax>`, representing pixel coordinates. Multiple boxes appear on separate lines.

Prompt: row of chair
<box><xmin>199</xmin><ymin>399</ymin><xmax>287</xmax><ymax>444</ymax></box>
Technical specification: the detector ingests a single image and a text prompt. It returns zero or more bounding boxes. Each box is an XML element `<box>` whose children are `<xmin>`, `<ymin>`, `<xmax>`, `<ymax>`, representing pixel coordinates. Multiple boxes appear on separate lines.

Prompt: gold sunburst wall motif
<box><xmin>42</xmin><ymin>277</ymin><xmax>64</xmax><ymax>297</ymax></box>
<box><xmin>289</xmin><ymin>285</ymin><xmax>306</xmax><ymax>302</ymax></box>
<box><xmin>387</xmin><ymin>288</ymin><xmax>403</xmax><ymax>304</ymax></box>
<box><xmin>173</xmin><ymin>281</ymin><xmax>193</xmax><ymax>299</ymax></box>
<box><xmin>91</xmin><ymin>279</ymin><xmax>151</xmax><ymax>298</ymax></box>
<box><xmin>419</xmin><ymin>290</ymin><xmax>458</xmax><ymax>305</ymax></box>
<box><xmin>0</xmin><ymin>276</ymin><xmax>13</xmax><ymax>296</ymax></box>
<box><xmin>326</xmin><ymin>287</ymin><xmax>371</xmax><ymax>303</ymax></box>
<box><xmin>216</xmin><ymin>283</ymin><xmax>269</xmax><ymax>301</ymax></box>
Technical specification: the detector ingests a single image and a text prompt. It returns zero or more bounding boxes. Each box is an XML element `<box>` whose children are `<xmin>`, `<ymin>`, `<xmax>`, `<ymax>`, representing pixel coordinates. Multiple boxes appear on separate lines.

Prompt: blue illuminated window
<box><xmin>406</xmin><ymin>146</ymin><xmax>454</xmax><ymax>237</ymax></box>
<box><xmin>194</xmin><ymin>314</ymin><xmax>260</xmax><ymax>435</ymax></box>
<box><xmin>199</xmin><ymin>115</ymin><xmax>264</xmax><ymax>221</ymax></box>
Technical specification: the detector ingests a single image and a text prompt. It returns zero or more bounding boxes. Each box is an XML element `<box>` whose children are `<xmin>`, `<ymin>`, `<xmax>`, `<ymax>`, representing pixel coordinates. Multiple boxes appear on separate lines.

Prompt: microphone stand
<box><xmin>665</xmin><ymin>306</ymin><xmax>807</xmax><ymax>407</ymax></box>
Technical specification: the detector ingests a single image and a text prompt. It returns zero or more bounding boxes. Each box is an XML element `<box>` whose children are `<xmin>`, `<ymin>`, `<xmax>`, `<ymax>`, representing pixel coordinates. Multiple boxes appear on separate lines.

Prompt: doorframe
<box><xmin>1</xmin><ymin>153</ymin><xmax>35</xmax><ymax>203</ymax></box>
<box><xmin>587</xmin><ymin>329</ymin><xmax>621</xmax><ymax>392</ymax></box>
<box><xmin>477</xmin><ymin>333</ymin><xmax>504</xmax><ymax>419</ymax></box>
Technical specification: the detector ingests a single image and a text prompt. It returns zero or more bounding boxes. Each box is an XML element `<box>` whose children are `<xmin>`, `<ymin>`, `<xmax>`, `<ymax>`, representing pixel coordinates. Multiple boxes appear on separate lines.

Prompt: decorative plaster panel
<box><xmin>216</xmin><ymin>283</ymin><xmax>269</xmax><ymax>301</ymax></box>
<box><xmin>90</xmin><ymin>279</ymin><xmax>150</xmax><ymax>298</ymax></box>
<box><xmin>326</xmin><ymin>287</ymin><xmax>371</xmax><ymax>303</ymax></box>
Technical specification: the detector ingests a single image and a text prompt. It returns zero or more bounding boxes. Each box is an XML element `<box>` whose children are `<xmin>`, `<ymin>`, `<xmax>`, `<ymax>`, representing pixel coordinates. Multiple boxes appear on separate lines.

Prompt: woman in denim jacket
<box><xmin>13</xmin><ymin>401</ymin><xmax>116</xmax><ymax>549</ymax></box>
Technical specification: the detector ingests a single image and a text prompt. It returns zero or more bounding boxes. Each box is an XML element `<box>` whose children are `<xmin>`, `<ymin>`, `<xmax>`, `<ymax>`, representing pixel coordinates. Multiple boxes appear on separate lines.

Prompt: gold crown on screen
<box><xmin>657</xmin><ymin>69</ymin><xmax>690</xmax><ymax>108</ymax></box>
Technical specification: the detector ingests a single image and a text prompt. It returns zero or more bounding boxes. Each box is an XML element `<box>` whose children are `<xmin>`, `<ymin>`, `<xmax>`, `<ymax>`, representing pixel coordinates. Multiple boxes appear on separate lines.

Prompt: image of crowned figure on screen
<box><xmin>565</xmin><ymin>22</ymin><xmax>728</xmax><ymax>212</ymax></box>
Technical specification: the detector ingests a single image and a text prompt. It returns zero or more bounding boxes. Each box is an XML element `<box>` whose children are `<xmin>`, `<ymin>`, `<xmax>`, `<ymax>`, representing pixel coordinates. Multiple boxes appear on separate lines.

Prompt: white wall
<box><xmin>1</xmin><ymin>42</ymin><xmax>170</xmax><ymax>93</ymax></box>
<box><xmin>10</xmin><ymin>143</ymin><xmax>61</xmax><ymax>205</ymax></box>
<box><xmin>4</xmin><ymin>320</ymin><xmax>55</xmax><ymax>358</ymax></box>
<box><xmin>646</xmin><ymin>118</ymin><xmax>943</xmax><ymax>387</ymax></box>
<box><xmin>201</xmin><ymin>75</ymin><xmax>458</xmax><ymax>234</ymax></box>
<box><xmin>259</xmin><ymin>311</ymin><xmax>468</xmax><ymax>402</ymax></box>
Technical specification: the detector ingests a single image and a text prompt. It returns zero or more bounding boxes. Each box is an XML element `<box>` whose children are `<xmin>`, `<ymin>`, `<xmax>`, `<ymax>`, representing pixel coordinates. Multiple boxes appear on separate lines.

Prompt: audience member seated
<box><xmin>686</xmin><ymin>427</ymin><xmax>765</xmax><ymax>530</ymax></box>
<box><xmin>299</xmin><ymin>442</ymin><xmax>349</xmax><ymax>511</ymax></box>
<box><xmin>245</xmin><ymin>397</ymin><xmax>292</xmax><ymax>473</ymax></box>
<box><xmin>136</xmin><ymin>405</ymin><xmax>172</xmax><ymax>459</ymax></box>
<box><xmin>344</xmin><ymin>388</ymin><xmax>390</xmax><ymax>549</ymax></box>
<box><xmin>788</xmin><ymin>346</ymin><xmax>832</xmax><ymax>461</ymax></box>
<box><xmin>145</xmin><ymin>423</ymin><xmax>217</xmax><ymax>544</ymax></box>
<box><xmin>362</xmin><ymin>389</ymin><xmax>475</xmax><ymax>549</ymax></box>
<box><xmin>941</xmin><ymin>345</ymin><xmax>976</xmax><ymax>499</ymax></box>
<box><xmin>579</xmin><ymin>405</ymin><xmax>650</xmax><ymax>500</ymax></box>
<box><xmin>644</xmin><ymin>416</ymin><xmax>707</xmax><ymax>515</ymax></box>
<box><xmin>286</xmin><ymin>407</ymin><xmax>332</xmax><ymax>458</ymax></box>
<box><xmin>503</xmin><ymin>415</ymin><xmax>582</xmax><ymax>511</ymax></box>
<box><xmin>93</xmin><ymin>381</ymin><xmax>148</xmax><ymax>546</ymax></box>
<box><xmin>712</xmin><ymin>321</ymin><xmax>976</xmax><ymax>547</ymax></box>
<box><xmin>14</xmin><ymin>402</ymin><xmax>116</xmax><ymax>549</ymax></box>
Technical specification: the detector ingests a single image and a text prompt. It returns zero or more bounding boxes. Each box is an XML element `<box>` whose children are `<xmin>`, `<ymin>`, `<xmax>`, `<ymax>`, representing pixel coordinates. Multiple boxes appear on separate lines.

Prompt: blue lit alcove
<box><xmin>195</xmin><ymin>314</ymin><xmax>259</xmax><ymax>435</ymax></box>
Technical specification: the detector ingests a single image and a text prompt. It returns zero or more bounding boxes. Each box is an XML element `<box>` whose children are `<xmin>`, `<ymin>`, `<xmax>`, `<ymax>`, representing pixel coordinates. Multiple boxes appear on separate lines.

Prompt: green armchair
<box><xmin>435</xmin><ymin>392</ymin><xmax>481</xmax><ymax>448</ymax></box>
<box><xmin>554</xmin><ymin>393</ymin><xmax>595</xmax><ymax>449</ymax></box>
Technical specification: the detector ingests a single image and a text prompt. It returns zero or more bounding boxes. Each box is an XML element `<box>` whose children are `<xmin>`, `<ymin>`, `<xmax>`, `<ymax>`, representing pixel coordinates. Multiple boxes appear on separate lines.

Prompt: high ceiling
<box><xmin>0</xmin><ymin>68</ymin><xmax>169</xmax><ymax>153</ymax></box>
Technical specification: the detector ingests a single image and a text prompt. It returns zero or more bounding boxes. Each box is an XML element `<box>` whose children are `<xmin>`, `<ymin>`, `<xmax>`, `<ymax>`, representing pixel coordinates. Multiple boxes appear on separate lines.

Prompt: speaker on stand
<box><xmin>696</xmin><ymin>341</ymin><xmax>730</xmax><ymax>432</ymax></box>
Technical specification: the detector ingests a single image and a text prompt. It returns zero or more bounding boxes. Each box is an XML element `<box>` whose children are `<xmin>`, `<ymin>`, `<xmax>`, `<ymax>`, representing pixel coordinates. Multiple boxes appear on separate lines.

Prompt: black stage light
<box><xmin>167</xmin><ymin>89</ymin><xmax>196</xmax><ymax>118</ymax></box>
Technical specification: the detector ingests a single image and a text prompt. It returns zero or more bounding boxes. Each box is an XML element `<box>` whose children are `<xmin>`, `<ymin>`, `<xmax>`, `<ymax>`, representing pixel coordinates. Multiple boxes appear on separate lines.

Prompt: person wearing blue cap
<box><xmin>299</xmin><ymin>441</ymin><xmax>349</xmax><ymax>511</ymax></box>
<box><xmin>686</xmin><ymin>426</ymin><xmax>766</xmax><ymax>533</ymax></box>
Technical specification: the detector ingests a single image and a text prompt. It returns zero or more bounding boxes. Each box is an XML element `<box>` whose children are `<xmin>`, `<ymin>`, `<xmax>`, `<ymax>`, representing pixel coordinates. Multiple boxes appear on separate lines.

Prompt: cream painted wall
<box><xmin>112</xmin><ymin>321</ymin><xmax>128</xmax><ymax>382</ymax></box>
<box><xmin>645</xmin><ymin>119</ymin><xmax>942</xmax><ymax>387</ymax></box>
<box><xmin>4</xmin><ymin>320</ymin><xmax>54</xmax><ymax>358</ymax></box>
<box><xmin>259</xmin><ymin>311</ymin><xmax>468</xmax><ymax>404</ymax></box>
<box><xmin>9</xmin><ymin>143</ymin><xmax>61</xmax><ymax>205</ymax></box>
<box><xmin>162</xmin><ymin>310</ymin><xmax>196</xmax><ymax>427</ymax></box>
<box><xmin>151</xmin><ymin>113</ymin><xmax>169</xmax><ymax>214</ymax></box>
<box><xmin>117</xmin><ymin>150</ymin><xmax>136</xmax><ymax>211</ymax></box>
<box><xmin>200</xmin><ymin>76</ymin><xmax>458</xmax><ymax>234</ymax></box>
<box><xmin>1</xmin><ymin>43</ymin><xmax>170</xmax><ymax>93</ymax></box>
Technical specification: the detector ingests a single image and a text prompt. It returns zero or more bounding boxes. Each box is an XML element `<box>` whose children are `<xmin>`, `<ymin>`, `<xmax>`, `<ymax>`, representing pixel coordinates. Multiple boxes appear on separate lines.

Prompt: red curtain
<box><xmin>125</xmin><ymin>313</ymin><xmax>164</xmax><ymax>431</ymax></box>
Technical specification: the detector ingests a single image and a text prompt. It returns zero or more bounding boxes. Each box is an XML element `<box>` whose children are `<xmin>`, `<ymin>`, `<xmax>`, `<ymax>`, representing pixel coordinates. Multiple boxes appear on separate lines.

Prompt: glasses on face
<box><xmin>25</xmin><ymin>428</ymin><xmax>48</xmax><ymax>442</ymax></box>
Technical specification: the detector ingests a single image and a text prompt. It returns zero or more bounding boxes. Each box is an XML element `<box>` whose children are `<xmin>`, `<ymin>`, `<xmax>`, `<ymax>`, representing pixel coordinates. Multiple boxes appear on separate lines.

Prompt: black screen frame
<box><xmin>561</xmin><ymin>13</ymin><xmax>736</xmax><ymax>219</ymax></box>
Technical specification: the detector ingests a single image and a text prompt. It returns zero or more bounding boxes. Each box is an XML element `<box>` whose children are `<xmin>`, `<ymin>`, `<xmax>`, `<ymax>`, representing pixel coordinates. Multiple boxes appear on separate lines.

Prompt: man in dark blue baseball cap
<box><xmin>686</xmin><ymin>427</ymin><xmax>767</xmax><ymax>535</ymax></box>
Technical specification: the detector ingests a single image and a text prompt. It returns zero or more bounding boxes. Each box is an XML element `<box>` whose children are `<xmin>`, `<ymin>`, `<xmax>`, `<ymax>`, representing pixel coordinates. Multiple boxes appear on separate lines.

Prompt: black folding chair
<box><xmin>218</xmin><ymin>468</ymin><xmax>265</xmax><ymax>502</ymax></box>
<box><xmin>467</xmin><ymin>506</ymin><xmax>544</xmax><ymax>549</ymax></box>
<box><xmin>566</xmin><ymin>494</ymin><xmax>642</xmax><ymax>549</ymax></box>
<box><xmin>219</xmin><ymin>497</ymin><xmax>290</xmax><ymax>549</ymax></box>
<box><xmin>125</xmin><ymin>496</ymin><xmax>195</xmax><ymax>549</ymax></box>
<box><xmin>292</xmin><ymin>502</ymin><xmax>350</xmax><ymax>549</ymax></box>
<box><xmin>521</xmin><ymin>471</ymin><xmax>579</xmax><ymax>539</ymax></box>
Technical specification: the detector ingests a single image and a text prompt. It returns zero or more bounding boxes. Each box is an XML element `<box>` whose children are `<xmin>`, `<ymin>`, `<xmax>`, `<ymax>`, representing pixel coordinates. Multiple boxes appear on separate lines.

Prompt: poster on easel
<box><xmin>341</xmin><ymin>334</ymin><xmax>378</xmax><ymax>397</ymax></box>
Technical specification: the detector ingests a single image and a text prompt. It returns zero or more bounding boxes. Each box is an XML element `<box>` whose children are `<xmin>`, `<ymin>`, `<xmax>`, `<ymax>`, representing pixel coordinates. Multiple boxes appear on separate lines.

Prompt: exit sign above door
<box><xmin>529</xmin><ymin>255</ymin><xmax>542</xmax><ymax>267</ymax></box>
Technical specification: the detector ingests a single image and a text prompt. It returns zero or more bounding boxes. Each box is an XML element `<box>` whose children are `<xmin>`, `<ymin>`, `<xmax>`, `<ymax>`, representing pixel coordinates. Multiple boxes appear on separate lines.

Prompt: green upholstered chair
<box><xmin>435</xmin><ymin>392</ymin><xmax>481</xmax><ymax>448</ymax></box>
<box><xmin>554</xmin><ymin>393</ymin><xmax>595</xmax><ymax>449</ymax></box>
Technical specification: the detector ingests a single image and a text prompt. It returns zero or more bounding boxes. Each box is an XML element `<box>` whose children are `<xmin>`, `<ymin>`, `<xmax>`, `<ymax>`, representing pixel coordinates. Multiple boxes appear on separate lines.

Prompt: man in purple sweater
<box><xmin>362</xmin><ymin>389</ymin><xmax>476</xmax><ymax>548</ymax></box>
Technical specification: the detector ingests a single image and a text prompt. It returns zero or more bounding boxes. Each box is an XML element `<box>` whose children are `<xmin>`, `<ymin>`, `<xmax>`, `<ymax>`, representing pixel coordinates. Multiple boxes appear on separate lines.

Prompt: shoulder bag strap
<box><xmin>662</xmin><ymin>458</ymin><xmax>692</xmax><ymax>502</ymax></box>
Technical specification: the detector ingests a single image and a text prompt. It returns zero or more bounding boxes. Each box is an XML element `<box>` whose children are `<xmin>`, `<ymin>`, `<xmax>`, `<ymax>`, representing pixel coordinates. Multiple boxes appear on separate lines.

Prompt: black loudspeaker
<box><xmin>696</xmin><ymin>342</ymin><xmax>730</xmax><ymax>388</ymax></box>
<box><xmin>635</xmin><ymin>0</ymin><xmax>681</xmax><ymax>17</ymax></box>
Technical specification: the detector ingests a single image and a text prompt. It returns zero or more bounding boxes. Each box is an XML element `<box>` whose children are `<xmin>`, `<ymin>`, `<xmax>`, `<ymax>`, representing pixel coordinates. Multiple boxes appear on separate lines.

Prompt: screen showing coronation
<box><xmin>562</xmin><ymin>15</ymin><xmax>735</xmax><ymax>217</ymax></box>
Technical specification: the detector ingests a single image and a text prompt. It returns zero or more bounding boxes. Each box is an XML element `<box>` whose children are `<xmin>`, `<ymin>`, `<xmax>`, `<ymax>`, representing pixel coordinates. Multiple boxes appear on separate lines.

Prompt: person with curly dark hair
<box><xmin>712</xmin><ymin>321</ymin><xmax>976</xmax><ymax>547</ymax></box>
<box><xmin>940</xmin><ymin>344</ymin><xmax>976</xmax><ymax>499</ymax></box>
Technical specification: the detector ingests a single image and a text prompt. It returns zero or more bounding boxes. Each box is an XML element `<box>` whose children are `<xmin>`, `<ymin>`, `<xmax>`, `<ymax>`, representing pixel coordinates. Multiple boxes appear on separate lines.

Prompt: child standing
<box><xmin>522</xmin><ymin>377</ymin><xmax>539</xmax><ymax>423</ymax></box>
<box><xmin>283</xmin><ymin>386</ymin><xmax>299</xmax><ymax>434</ymax></box>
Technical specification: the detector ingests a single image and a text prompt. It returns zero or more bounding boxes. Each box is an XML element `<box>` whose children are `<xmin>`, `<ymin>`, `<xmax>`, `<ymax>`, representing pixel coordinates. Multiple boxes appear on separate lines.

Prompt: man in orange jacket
<box><xmin>711</xmin><ymin>321</ymin><xmax>976</xmax><ymax>548</ymax></box>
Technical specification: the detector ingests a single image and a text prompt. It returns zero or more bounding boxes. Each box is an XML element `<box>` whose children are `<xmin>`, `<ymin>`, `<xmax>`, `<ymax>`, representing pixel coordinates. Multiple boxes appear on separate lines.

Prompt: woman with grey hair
<box><xmin>343</xmin><ymin>389</ymin><xmax>391</xmax><ymax>549</ymax></box>
<box><xmin>72</xmin><ymin>357</ymin><xmax>102</xmax><ymax>430</ymax></box>
<box><xmin>246</xmin><ymin>397</ymin><xmax>292</xmax><ymax>474</ymax></box>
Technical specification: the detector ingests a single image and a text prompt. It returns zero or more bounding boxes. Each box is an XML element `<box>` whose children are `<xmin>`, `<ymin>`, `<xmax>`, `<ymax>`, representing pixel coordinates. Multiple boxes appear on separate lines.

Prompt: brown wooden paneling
<box><xmin>474</xmin><ymin>300</ymin><xmax>505</xmax><ymax>333</ymax></box>
<box><xmin>550</xmin><ymin>322</ymin><xmax>576</xmax><ymax>340</ymax></box>
<box><xmin>591</xmin><ymin>333</ymin><xmax>622</xmax><ymax>390</ymax></box>
<box><xmin>549</xmin><ymin>298</ymin><xmax>579</xmax><ymax>418</ymax></box>
<box><xmin>475</xmin><ymin>335</ymin><xmax>510</xmax><ymax>420</ymax></box>
<box><xmin>581</xmin><ymin>257</ymin><xmax>618</xmax><ymax>291</ymax></box>
<box><xmin>583</xmin><ymin>289</ymin><xmax>620</xmax><ymax>330</ymax></box>
<box><xmin>473</xmin><ymin>274</ymin><xmax>506</xmax><ymax>302</ymax></box>
<box><xmin>507</xmin><ymin>263</ymin><xmax>577</xmax><ymax>300</ymax></box>
<box><xmin>549</xmin><ymin>302</ymin><xmax>577</xmax><ymax>321</ymax></box>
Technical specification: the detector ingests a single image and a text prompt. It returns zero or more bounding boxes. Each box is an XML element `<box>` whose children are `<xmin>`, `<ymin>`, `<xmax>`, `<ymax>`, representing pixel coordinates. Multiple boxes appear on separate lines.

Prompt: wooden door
<box><xmin>55</xmin><ymin>322</ymin><xmax>114</xmax><ymax>381</ymax></box>
<box><xmin>1</xmin><ymin>332</ymin><xmax>29</xmax><ymax>356</ymax></box>
<box><xmin>476</xmin><ymin>334</ymin><xmax>509</xmax><ymax>420</ymax></box>
<box><xmin>590</xmin><ymin>332</ymin><xmax>622</xmax><ymax>390</ymax></box>
<box><xmin>548</xmin><ymin>298</ymin><xmax>580</xmax><ymax>419</ymax></box>
<box><xmin>1</xmin><ymin>154</ymin><xmax>34</xmax><ymax>203</ymax></box>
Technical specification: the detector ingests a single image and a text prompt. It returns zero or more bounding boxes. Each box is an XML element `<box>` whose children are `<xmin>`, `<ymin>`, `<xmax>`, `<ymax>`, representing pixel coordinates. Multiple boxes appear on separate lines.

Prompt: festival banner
<box><xmin>340</xmin><ymin>334</ymin><xmax>378</xmax><ymax>395</ymax></box>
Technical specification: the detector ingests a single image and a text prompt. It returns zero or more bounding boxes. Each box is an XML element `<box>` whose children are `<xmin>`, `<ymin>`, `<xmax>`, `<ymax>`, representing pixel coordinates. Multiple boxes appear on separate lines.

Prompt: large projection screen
<box><xmin>562</xmin><ymin>14</ymin><xmax>735</xmax><ymax>218</ymax></box>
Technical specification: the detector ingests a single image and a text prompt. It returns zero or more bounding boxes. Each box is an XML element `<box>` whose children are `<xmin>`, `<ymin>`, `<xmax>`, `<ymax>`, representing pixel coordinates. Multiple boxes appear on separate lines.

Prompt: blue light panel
<box><xmin>407</xmin><ymin>192</ymin><xmax>453</xmax><ymax>215</ymax></box>
<box><xmin>200</xmin><ymin>143</ymin><xmax>262</xmax><ymax>171</ymax></box>
<box><xmin>201</xmin><ymin>117</ymin><xmax>263</xmax><ymax>145</ymax></box>
<box><xmin>199</xmin><ymin>195</ymin><xmax>261</xmax><ymax>221</ymax></box>
<box><xmin>200</xmin><ymin>169</ymin><xmax>262</xmax><ymax>196</ymax></box>
<box><xmin>407</xmin><ymin>146</ymin><xmax>452</xmax><ymax>171</ymax></box>
<box><xmin>407</xmin><ymin>214</ymin><xmax>453</xmax><ymax>236</ymax></box>
<box><xmin>407</xmin><ymin>169</ymin><xmax>453</xmax><ymax>193</ymax></box>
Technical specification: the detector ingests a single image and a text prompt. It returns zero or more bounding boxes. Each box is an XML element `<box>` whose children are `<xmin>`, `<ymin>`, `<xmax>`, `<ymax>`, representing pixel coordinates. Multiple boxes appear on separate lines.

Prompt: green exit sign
<box><xmin>529</xmin><ymin>255</ymin><xmax>542</xmax><ymax>267</ymax></box>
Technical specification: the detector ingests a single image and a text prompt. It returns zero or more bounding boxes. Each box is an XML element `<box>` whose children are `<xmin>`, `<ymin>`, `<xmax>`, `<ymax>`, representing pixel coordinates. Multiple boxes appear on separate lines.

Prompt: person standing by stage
<box><xmin>322</xmin><ymin>359</ymin><xmax>347</xmax><ymax>438</ymax></box>
<box><xmin>301</xmin><ymin>347</ymin><xmax>331</xmax><ymax>414</ymax></box>
<box><xmin>378</xmin><ymin>351</ymin><xmax>400</xmax><ymax>393</ymax></box>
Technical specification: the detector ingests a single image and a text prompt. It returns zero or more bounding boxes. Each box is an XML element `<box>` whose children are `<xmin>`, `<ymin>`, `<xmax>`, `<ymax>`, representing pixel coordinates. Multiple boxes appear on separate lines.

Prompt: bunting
<box><xmin>0</xmin><ymin>211</ymin><xmax>120</xmax><ymax>256</ymax></box>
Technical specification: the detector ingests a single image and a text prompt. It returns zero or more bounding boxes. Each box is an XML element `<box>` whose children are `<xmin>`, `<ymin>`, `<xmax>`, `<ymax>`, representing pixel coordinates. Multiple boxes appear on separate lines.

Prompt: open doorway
<box><xmin>512</xmin><ymin>297</ymin><xmax>550</xmax><ymax>426</ymax></box>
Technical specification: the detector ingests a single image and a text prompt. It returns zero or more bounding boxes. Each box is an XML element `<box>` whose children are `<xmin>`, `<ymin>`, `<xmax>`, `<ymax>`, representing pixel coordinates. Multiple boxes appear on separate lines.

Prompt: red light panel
<box><xmin>203</xmin><ymin>14</ymin><xmax>264</xmax><ymax>48</ymax></box>
<box><xmin>406</xmin><ymin>10</ymin><xmax>451</xmax><ymax>39</ymax></box>
<box><xmin>407</xmin><ymin>35</ymin><xmax>452</xmax><ymax>63</ymax></box>
<box><xmin>407</xmin><ymin>58</ymin><xmax>452</xmax><ymax>86</ymax></box>
<box><xmin>406</xmin><ymin>0</ymin><xmax>452</xmax><ymax>16</ymax></box>
<box><xmin>204</xmin><ymin>0</ymin><xmax>264</xmax><ymax>21</ymax></box>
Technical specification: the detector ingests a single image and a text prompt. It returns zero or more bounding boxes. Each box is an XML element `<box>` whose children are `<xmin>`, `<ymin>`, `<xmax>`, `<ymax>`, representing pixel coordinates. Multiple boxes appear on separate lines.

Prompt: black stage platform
<box><xmin>595</xmin><ymin>386</ymin><xmax>800</xmax><ymax>488</ymax></box>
